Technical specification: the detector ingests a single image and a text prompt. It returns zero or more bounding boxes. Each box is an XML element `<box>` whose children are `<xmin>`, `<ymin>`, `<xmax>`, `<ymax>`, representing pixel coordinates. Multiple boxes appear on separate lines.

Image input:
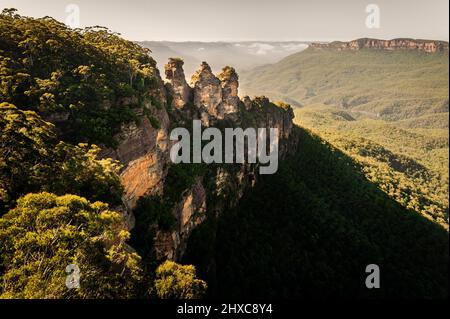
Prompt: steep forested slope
<box><xmin>295</xmin><ymin>106</ymin><xmax>449</xmax><ymax>227</ymax></box>
<box><xmin>184</xmin><ymin>127</ymin><xmax>449</xmax><ymax>299</ymax></box>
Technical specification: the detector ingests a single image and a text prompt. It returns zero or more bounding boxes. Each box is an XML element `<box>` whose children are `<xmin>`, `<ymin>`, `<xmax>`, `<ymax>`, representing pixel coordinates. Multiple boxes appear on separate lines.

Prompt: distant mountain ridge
<box><xmin>310</xmin><ymin>38</ymin><xmax>449</xmax><ymax>53</ymax></box>
<box><xmin>240</xmin><ymin>43</ymin><xmax>449</xmax><ymax>120</ymax></box>
<box><xmin>139</xmin><ymin>41</ymin><xmax>309</xmax><ymax>77</ymax></box>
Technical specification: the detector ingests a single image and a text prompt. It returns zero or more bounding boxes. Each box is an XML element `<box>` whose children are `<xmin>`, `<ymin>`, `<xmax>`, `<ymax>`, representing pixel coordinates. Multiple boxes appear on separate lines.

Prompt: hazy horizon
<box><xmin>1</xmin><ymin>0</ymin><xmax>448</xmax><ymax>42</ymax></box>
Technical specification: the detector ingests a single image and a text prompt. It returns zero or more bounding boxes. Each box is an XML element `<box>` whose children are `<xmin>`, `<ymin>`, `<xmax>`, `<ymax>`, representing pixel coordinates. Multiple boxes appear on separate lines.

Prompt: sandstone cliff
<box><xmin>99</xmin><ymin>75</ymin><xmax>171</xmax><ymax>214</ymax></box>
<box><xmin>109</xmin><ymin>58</ymin><xmax>297</xmax><ymax>260</ymax></box>
<box><xmin>310</xmin><ymin>38</ymin><xmax>449</xmax><ymax>53</ymax></box>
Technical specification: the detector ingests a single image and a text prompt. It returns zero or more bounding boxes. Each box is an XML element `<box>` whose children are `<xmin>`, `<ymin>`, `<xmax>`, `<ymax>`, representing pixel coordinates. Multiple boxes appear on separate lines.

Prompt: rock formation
<box><xmin>242</xmin><ymin>95</ymin><xmax>253</xmax><ymax>111</ymax></box>
<box><xmin>154</xmin><ymin>177</ymin><xmax>207</xmax><ymax>260</ymax></box>
<box><xmin>191</xmin><ymin>62</ymin><xmax>223</xmax><ymax>118</ymax></box>
<box><xmin>310</xmin><ymin>38</ymin><xmax>449</xmax><ymax>53</ymax></box>
<box><xmin>164</xmin><ymin>61</ymin><xmax>243</xmax><ymax>123</ymax></box>
<box><xmin>218</xmin><ymin>66</ymin><xmax>240</xmax><ymax>115</ymax></box>
<box><xmin>108</xmin><ymin>57</ymin><xmax>297</xmax><ymax>260</ymax></box>
<box><xmin>164</xmin><ymin>58</ymin><xmax>192</xmax><ymax>108</ymax></box>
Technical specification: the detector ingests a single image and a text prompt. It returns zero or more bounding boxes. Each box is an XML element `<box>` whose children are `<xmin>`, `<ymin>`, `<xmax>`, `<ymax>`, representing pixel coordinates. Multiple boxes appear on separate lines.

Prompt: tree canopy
<box><xmin>153</xmin><ymin>260</ymin><xmax>207</xmax><ymax>299</ymax></box>
<box><xmin>0</xmin><ymin>192</ymin><xmax>142</xmax><ymax>298</ymax></box>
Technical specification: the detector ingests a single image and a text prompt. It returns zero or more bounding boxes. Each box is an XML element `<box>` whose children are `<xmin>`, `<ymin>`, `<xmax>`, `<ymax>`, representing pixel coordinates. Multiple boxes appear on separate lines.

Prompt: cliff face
<box><xmin>98</xmin><ymin>76</ymin><xmax>171</xmax><ymax>214</ymax></box>
<box><xmin>311</xmin><ymin>38</ymin><xmax>449</xmax><ymax>53</ymax></box>
<box><xmin>110</xmin><ymin>58</ymin><xmax>297</xmax><ymax>260</ymax></box>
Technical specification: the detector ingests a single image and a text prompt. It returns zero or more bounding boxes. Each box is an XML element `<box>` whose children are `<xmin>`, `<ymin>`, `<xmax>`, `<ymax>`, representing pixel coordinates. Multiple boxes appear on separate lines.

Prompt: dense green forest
<box><xmin>0</xmin><ymin>8</ymin><xmax>162</xmax><ymax>215</ymax></box>
<box><xmin>184</xmin><ymin>127</ymin><xmax>449</xmax><ymax>298</ymax></box>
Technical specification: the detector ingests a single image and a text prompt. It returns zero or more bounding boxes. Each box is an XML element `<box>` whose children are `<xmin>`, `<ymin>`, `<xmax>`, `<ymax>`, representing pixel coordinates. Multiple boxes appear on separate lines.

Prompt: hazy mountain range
<box><xmin>139</xmin><ymin>41</ymin><xmax>309</xmax><ymax>79</ymax></box>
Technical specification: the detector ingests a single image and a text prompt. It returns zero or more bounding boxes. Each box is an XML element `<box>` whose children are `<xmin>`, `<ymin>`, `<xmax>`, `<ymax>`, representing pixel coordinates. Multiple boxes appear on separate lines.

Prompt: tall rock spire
<box><xmin>164</xmin><ymin>58</ymin><xmax>191</xmax><ymax>109</ymax></box>
<box><xmin>218</xmin><ymin>66</ymin><xmax>240</xmax><ymax>115</ymax></box>
<box><xmin>191</xmin><ymin>62</ymin><xmax>223</xmax><ymax>119</ymax></box>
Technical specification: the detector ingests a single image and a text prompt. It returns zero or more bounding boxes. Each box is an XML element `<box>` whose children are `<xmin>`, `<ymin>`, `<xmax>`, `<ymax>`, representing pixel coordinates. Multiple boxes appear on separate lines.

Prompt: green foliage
<box><xmin>0</xmin><ymin>11</ymin><xmax>180</xmax><ymax>300</ymax></box>
<box><xmin>50</xmin><ymin>142</ymin><xmax>123</xmax><ymax>205</ymax></box>
<box><xmin>137</xmin><ymin>197</ymin><xmax>175</xmax><ymax>232</ymax></box>
<box><xmin>0</xmin><ymin>102</ymin><xmax>55</xmax><ymax>212</ymax></box>
<box><xmin>217</xmin><ymin>66</ymin><xmax>238</xmax><ymax>82</ymax></box>
<box><xmin>153</xmin><ymin>260</ymin><xmax>207</xmax><ymax>299</ymax></box>
<box><xmin>238</xmin><ymin>96</ymin><xmax>292</xmax><ymax>129</ymax></box>
<box><xmin>148</xmin><ymin>95</ymin><xmax>162</xmax><ymax>110</ymax></box>
<box><xmin>129</xmin><ymin>163</ymin><xmax>206</xmax><ymax>265</ymax></box>
<box><xmin>0</xmin><ymin>103</ymin><xmax>123</xmax><ymax>214</ymax></box>
<box><xmin>0</xmin><ymin>192</ymin><xmax>143</xmax><ymax>298</ymax></box>
<box><xmin>295</xmin><ymin>105</ymin><xmax>448</xmax><ymax>228</ymax></box>
<box><xmin>0</xmin><ymin>11</ymin><xmax>163</xmax><ymax>146</ymax></box>
<box><xmin>142</xmin><ymin>107</ymin><xmax>161</xmax><ymax>129</ymax></box>
<box><xmin>148</xmin><ymin>116</ymin><xmax>161</xmax><ymax>129</ymax></box>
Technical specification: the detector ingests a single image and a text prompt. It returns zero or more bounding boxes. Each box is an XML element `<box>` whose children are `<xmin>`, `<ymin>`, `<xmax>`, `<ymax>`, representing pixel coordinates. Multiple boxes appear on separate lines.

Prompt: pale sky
<box><xmin>1</xmin><ymin>0</ymin><xmax>448</xmax><ymax>41</ymax></box>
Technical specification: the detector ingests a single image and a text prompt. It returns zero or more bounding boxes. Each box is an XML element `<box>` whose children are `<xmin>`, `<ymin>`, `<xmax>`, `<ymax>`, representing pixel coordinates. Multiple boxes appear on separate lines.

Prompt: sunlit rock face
<box><xmin>95</xmin><ymin>73</ymin><xmax>171</xmax><ymax>212</ymax></box>
<box><xmin>165</xmin><ymin>58</ymin><xmax>192</xmax><ymax>109</ymax></box>
<box><xmin>102</xmin><ymin>104</ymin><xmax>170</xmax><ymax>211</ymax></box>
<box><xmin>218</xmin><ymin>66</ymin><xmax>240</xmax><ymax>115</ymax></box>
<box><xmin>191</xmin><ymin>62</ymin><xmax>223</xmax><ymax>119</ymax></box>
